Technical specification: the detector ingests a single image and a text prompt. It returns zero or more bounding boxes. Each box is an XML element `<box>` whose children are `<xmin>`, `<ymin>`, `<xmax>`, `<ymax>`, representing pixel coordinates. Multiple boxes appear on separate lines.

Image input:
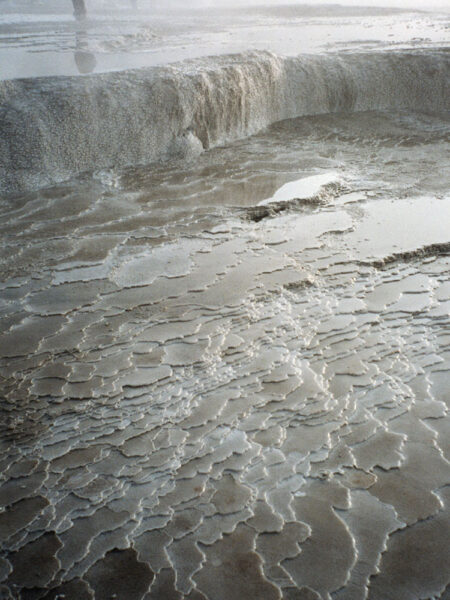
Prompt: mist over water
<box><xmin>0</xmin><ymin>2</ymin><xmax>449</xmax><ymax>600</ymax></box>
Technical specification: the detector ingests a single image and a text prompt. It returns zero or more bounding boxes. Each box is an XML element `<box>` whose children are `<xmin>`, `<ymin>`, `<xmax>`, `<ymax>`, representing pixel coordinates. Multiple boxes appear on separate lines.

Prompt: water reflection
<box><xmin>74</xmin><ymin>29</ymin><xmax>97</xmax><ymax>74</ymax></box>
<box><xmin>71</xmin><ymin>0</ymin><xmax>139</xmax><ymax>74</ymax></box>
<box><xmin>71</xmin><ymin>0</ymin><xmax>96</xmax><ymax>74</ymax></box>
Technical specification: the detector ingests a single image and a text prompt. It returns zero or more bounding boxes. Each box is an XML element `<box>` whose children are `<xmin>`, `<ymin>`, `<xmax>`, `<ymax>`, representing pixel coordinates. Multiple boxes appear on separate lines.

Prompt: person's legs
<box><xmin>72</xmin><ymin>0</ymin><xmax>87</xmax><ymax>20</ymax></box>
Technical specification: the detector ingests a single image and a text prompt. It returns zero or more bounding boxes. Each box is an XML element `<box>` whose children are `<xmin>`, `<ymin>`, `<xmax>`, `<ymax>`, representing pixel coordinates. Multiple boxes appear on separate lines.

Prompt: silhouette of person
<box><xmin>72</xmin><ymin>0</ymin><xmax>87</xmax><ymax>21</ymax></box>
<box><xmin>71</xmin><ymin>1</ymin><xmax>96</xmax><ymax>74</ymax></box>
<box><xmin>71</xmin><ymin>0</ymin><xmax>137</xmax><ymax>73</ymax></box>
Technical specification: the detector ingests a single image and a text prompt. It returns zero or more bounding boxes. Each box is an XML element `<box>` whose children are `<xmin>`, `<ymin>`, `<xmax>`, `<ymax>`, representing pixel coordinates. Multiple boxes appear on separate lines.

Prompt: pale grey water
<box><xmin>0</xmin><ymin>3</ymin><xmax>448</xmax><ymax>79</ymax></box>
<box><xmin>0</xmin><ymin>4</ymin><xmax>449</xmax><ymax>600</ymax></box>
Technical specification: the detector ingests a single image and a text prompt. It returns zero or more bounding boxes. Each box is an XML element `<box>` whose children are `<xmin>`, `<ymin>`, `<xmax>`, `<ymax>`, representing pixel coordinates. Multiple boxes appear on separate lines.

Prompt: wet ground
<box><xmin>0</xmin><ymin>110</ymin><xmax>449</xmax><ymax>599</ymax></box>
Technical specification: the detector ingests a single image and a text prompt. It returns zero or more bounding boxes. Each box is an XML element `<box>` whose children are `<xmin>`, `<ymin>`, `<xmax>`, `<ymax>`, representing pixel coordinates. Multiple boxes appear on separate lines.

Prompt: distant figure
<box><xmin>72</xmin><ymin>1</ymin><xmax>96</xmax><ymax>74</ymax></box>
<box><xmin>72</xmin><ymin>0</ymin><xmax>87</xmax><ymax>20</ymax></box>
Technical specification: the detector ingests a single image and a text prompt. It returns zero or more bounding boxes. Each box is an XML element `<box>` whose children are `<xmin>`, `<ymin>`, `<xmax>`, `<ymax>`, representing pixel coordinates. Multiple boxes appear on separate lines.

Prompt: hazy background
<box><xmin>181</xmin><ymin>0</ymin><xmax>448</xmax><ymax>7</ymax></box>
<box><xmin>106</xmin><ymin>0</ymin><xmax>444</xmax><ymax>11</ymax></box>
<box><xmin>98</xmin><ymin>0</ymin><xmax>449</xmax><ymax>11</ymax></box>
<box><xmin>0</xmin><ymin>0</ymin><xmax>449</xmax><ymax>11</ymax></box>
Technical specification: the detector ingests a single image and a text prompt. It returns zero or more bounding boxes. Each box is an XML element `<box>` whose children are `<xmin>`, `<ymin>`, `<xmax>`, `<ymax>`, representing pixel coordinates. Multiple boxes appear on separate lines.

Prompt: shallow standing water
<box><xmin>0</xmin><ymin>3</ymin><xmax>450</xmax><ymax>600</ymax></box>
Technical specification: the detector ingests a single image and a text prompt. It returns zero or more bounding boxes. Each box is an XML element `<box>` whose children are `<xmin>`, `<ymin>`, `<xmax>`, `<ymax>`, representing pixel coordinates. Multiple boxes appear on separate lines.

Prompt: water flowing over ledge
<box><xmin>0</xmin><ymin>48</ymin><xmax>449</xmax><ymax>194</ymax></box>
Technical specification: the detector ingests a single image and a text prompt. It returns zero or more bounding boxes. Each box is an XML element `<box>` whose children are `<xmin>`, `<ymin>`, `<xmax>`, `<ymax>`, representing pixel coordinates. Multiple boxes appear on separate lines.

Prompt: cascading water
<box><xmin>1</xmin><ymin>49</ymin><xmax>448</xmax><ymax>193</ymax></box>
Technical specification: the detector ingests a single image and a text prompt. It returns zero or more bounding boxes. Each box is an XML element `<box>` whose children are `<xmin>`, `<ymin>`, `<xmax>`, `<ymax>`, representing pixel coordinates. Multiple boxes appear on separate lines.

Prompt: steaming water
<box><xmin>0</xmin><ymin>4</ymin><xmax>450</xmax><ymax>600</ymax></box>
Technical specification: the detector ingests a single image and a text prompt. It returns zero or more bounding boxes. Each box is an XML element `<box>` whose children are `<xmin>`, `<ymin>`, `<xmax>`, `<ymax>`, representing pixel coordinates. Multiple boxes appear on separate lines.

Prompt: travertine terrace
<box><xmin>1</xmin><ymin>110</ymin><xmax>449</xmax><ymax>599</ymax></box>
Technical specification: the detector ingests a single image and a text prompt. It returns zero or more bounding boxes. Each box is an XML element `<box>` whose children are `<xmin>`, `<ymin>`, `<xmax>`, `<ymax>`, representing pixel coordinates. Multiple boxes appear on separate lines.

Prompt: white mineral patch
<box><xmin>259</xmin><ymin>172</ymin><xmax>342</xmax><ymax>205</ymax></box>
